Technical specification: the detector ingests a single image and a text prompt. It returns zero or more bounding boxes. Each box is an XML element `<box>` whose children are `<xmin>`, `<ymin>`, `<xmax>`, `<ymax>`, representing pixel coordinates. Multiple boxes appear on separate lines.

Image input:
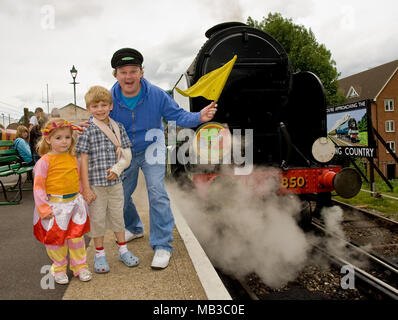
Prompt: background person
<box><xmin>109</xmin><ymin>47</ymin><xmax>217</xmax><ymax>269</ymax></box>
<box><xmin>29</xmin><ymin>107</ymin><xmax>47</xmax><ymax>130</ymax></box>
<box><xmin>29</xmin><ymin>117</ymin><xmax>46</xmax><ymax>163</ymax></box>
<box><xmin>14</xmin><ymin>125</ymin><xmax>33</xmax><ymax>165</ymax></box>
<box><xmin>50</xmin><ymin>108</ymin><xmax>61</xmax><ymax>118</ymax></box>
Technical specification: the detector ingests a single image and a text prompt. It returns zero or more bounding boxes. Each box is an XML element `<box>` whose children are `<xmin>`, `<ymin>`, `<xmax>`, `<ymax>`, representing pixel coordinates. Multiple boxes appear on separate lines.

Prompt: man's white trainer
<box><xmin>151</xmin><ymin>249</ymin><xmax>171</xmax><ymax>269</ymax></box>
<box><xmin>125</xmin><ymin>229</ymin><xmax>144</xmax><ymax>242</ymax></box>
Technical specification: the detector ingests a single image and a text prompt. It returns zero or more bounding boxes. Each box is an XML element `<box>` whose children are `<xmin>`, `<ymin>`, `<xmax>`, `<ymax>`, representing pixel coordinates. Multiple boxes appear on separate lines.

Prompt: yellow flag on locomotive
<box><xmin>175</xmin><ymin>55</ymin><xmax>237</xmax><ymax>102</ymax></box>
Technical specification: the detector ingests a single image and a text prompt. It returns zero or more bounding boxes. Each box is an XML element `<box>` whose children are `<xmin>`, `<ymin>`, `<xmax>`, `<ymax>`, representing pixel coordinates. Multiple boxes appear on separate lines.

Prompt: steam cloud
<box><xmin>169</xmin><ymin>166</ymin><xmax>311</xmax><ymax>288</ymax></box>
<box><xmin>320</xmin><ymin>206</ymin><xmax>369</xmax><ymax>269</ymax></box>
<box><xmin>168</xmin><ymin>166</ymin><xmax>364</xmax><ymax>289</ymax></box>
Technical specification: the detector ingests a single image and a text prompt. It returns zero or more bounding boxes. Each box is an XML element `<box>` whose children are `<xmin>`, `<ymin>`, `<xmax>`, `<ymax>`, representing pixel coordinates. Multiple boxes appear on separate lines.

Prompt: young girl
<box><xmin>14</xmin><ymin>125</ymin><xmax>34</xmax><ymax>165</ymax></box>
<box><xmin>33</xmin><ymin>119</ymin><xmax>92</xmax><ymax>284</ymax></box>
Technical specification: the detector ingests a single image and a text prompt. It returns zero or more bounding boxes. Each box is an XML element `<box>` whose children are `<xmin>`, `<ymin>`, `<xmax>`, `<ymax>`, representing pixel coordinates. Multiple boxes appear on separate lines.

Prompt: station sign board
<box><xmin>326</xmin><ymin>99</ymin><xmax>376</xmax><ymax>158</ymax></box>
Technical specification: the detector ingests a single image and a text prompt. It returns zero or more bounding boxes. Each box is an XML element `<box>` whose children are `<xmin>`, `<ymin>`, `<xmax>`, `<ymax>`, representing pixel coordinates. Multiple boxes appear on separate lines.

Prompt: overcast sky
<box><xmin>1</xmin><ymin>0</ymin><xmax>397</xmax><ymax>120</ymax></box>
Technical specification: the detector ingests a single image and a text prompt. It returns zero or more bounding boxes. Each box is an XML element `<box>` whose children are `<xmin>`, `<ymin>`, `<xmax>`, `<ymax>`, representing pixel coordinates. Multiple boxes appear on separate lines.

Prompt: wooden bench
<box><xmin>0</xmin><ymin>140</ymin><xmax>34</xmax><ymax>205</ymax></box>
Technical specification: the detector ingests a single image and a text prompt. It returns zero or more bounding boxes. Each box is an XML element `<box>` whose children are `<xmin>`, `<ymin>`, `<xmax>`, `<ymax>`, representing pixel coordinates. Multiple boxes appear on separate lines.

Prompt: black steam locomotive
<box><xmin>171</xmin><ymin>22</ymin><xmax>361</xmax><ymax>224</ymax></box>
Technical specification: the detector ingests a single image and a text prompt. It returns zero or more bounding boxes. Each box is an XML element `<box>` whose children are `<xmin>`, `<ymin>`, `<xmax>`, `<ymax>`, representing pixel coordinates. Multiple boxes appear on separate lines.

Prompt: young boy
<box><xmin>76</xmin><ymin>85</ymin><xmax>139</xmax><ymax>273</ymax></box>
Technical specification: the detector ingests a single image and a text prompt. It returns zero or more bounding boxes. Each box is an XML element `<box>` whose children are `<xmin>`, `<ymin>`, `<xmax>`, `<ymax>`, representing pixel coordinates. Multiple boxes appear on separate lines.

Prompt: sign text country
<box><xmin>335</xmin><ymin>146</ymin><xmax>375</xmax><ymax>158</ymax></box>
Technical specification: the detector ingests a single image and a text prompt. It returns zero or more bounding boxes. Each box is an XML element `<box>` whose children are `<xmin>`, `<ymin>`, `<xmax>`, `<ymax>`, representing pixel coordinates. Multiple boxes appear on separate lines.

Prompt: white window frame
<box><xmin>384</xmin><ymin>99</ymin><xmax>394</xmax><ymax>112</ymax></box>
<box><xmin>386</xmin><ymin>141</ymin><xmax>396</xmax><ymax>154</ymax></box>
<box><xmin>385</xmin><ymin>120</ymin><xmax>395</xmax><ymax>132</ymax></box>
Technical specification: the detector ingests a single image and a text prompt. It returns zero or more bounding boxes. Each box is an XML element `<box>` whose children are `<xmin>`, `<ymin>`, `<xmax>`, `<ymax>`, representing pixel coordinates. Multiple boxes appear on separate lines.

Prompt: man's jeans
<box><xmin>122</xmin><ymin>149</ymin><xmax>174</xmax><ymax>253</ymax></box>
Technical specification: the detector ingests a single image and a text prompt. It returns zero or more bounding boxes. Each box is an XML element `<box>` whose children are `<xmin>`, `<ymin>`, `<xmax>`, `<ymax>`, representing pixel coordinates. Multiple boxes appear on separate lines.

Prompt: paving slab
<box><xmin>63</xmin><ymin>172</ymin><xmax>211</xmax><ymax>300</ymax></box>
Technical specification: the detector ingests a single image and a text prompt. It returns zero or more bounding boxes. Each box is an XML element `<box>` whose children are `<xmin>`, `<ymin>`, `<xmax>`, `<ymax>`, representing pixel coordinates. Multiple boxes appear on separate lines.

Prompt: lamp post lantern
<box><xmin>70</xmin><ymin>65</ymin><xmax>79</xmax><ymax>120</ymax></box>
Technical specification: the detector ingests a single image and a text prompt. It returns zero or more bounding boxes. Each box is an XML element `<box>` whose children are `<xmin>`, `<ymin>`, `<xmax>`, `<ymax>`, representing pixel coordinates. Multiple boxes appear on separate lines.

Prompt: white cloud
<box><xmin>0</xmin><ymin>0</ymin><xmax>397</xmax><ymax>118</ymax></box>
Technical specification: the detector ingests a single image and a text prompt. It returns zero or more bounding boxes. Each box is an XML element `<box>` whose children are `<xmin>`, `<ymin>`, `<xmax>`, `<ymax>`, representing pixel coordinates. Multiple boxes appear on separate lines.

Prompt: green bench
<box><xmin>0</xmin><ymin>140</ymin><xmax>34</xmax><ymax>205</ymax></box>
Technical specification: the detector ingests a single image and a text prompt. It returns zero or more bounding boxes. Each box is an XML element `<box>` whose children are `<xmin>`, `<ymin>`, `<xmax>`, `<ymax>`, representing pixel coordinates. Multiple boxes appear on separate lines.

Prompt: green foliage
<box><xmin>358</xmin><ymin>131</ymin><xmax>368</xmax><ymax>146</ymax></box>
<box><xmin>247</xmin><ymin>13</ymin><xmax>346</xmax><ymax>107</ymax></box>
<box><xmin>335</xmin><ymin>191</ymin><xmax>398</xmax><ymax>219</ymax></box>
<box><xmin>364</xmin><ymin>178</ymin><xmax>398</xmax><ymax>195</ymax></box>
<box><xmin>357</xmin><ymin>114</ymin><xmax>367</xmax><ymax>132</ymax></box>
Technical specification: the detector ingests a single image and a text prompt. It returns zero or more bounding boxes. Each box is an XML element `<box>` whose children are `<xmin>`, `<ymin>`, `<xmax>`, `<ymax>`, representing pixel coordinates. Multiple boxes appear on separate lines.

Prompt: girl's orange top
<box><xmin>33</xmin><ymin>153</ymin><xmax>81</xmax><ymax>218</ymax></box>
<box><xmin>45</xmin><ymin>153</ymin><xmax>79</xmax><ymax>195</ymax></box>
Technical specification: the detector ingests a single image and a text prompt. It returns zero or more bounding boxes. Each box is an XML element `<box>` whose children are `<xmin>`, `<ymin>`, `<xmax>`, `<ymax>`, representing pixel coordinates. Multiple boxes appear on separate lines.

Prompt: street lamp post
<box><xmin>70</xmin><ymin>65</ymin><xmax>79</xmax><ymax>120</ymax></box>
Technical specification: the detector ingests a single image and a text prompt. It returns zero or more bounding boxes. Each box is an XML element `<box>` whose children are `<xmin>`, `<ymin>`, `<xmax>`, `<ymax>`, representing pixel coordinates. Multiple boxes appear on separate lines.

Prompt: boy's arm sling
<box><xmin>91</xmin><ymin>117</ymin><xmax>132</xmax><ymax>177</ymax></box>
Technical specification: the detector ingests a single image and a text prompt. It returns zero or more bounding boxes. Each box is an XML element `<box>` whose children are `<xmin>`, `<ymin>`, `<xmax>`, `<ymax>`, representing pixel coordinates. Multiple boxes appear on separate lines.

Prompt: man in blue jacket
<box><xmin>110</xmin><ymin>48</ymin><xmax>217</xmax><ymax>269</ymax></box>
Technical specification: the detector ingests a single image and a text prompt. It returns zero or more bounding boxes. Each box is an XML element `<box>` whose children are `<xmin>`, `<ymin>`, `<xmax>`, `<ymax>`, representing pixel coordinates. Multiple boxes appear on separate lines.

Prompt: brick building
<box><xmin>338</xmin><ymin>59</ymin><xmax>398</xmax><ymax>179</ymax></box>
<box><xmin>58</xmin><ymin>103</ymin><xmax>89</xmax><ymax>123</ymax></box>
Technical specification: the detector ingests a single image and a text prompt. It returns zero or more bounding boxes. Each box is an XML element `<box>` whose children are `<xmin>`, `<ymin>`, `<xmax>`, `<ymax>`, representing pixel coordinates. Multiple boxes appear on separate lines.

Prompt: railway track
<box><xmin>332</xmin><ymin>199</ymin><xmax>398</xmax><ymax>262</ymax></box>
<box><xmin>219</xmin><ymin>201</ymin><xmax>398</xmax><ymax>300</ymax></box>
<box><xmin>215</xmin><ymin>269</ymin><xmax>260</xmax><ymax>300</ymax></box>
<box><xmin>312</xmin><ymin>202</ymin><xmax>398</xmax><ymax>300</ymax></box>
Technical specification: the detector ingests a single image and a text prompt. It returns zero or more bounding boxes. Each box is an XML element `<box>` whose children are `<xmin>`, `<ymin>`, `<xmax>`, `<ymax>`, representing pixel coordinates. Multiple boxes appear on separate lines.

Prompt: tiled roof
<box><xmin>61</xmin><ymin>103</ymin><xmax>86</xmax><ymax>111</ymax></box>
<box><xmin>338</xmin><ymin>60</ymin><xmax>398</xmax><ymax>103</ymax></box>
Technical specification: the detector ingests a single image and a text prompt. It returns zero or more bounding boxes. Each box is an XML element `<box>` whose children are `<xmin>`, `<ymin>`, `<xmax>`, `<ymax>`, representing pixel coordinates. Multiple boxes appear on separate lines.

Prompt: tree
<box><xmin>247</xmin><ymin>13</ymin><xmax>346</xmax><ymax>107</ymax></box>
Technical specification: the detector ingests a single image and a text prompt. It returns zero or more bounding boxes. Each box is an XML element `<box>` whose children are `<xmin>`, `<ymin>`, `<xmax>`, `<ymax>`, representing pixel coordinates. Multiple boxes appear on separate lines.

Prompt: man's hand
<box><xmin>199</xmin><ymin>101</ymin><xmax>218</xmax><ymax>122</ymax></box>
<box><xmin>76</xmin><ymin>120</ymin><xmax>90</xmax><ymax>135</ymax></box>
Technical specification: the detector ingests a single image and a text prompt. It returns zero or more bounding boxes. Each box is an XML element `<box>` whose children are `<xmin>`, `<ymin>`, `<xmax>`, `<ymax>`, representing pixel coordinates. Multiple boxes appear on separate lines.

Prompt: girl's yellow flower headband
<box><xmin>42</xmin><ymin>120</ymin><xmax>80</xmax><ymax>136</ymax></box>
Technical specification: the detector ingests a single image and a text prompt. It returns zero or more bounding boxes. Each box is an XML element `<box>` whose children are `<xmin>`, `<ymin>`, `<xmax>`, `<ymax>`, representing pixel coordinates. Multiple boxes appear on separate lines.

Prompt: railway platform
<box><xmin>63</xmin><ymin>172</ymin><xmax>231</xmax><ymax>300</ymax></box>
<box><xmin>0</xmin><ymin>171</ymin><xmax>231</xmax><ymax>300</ymax></box>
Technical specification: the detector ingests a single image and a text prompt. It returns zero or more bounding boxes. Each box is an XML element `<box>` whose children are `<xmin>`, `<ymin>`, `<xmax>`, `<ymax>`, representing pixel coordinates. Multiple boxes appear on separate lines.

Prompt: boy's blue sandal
<box><xmin>94</xmin><ymin>255</ymin><xmax>110</xmax><ymax>273</ymax></box>
<box><xmin>119</xmin><ymin>251</ymin><xmax>140</xmax><ymax>267</ymax></box>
